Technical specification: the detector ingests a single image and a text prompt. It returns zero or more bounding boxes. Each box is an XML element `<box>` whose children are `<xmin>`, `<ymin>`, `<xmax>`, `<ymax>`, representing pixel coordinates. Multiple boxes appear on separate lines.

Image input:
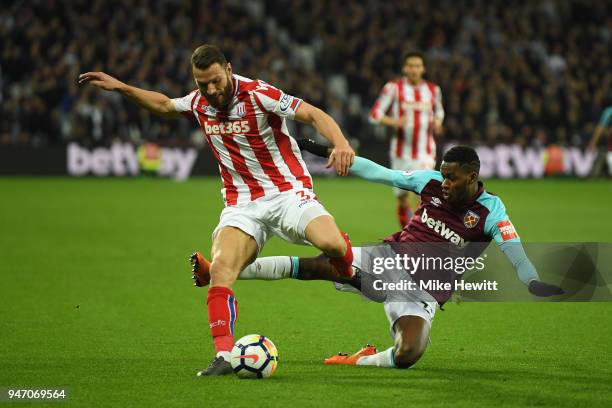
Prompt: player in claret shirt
<box><xmin>79</xmin><ymin>44</ymin><xmax>356</xmax><ymax>376</ymax></box>
<box><xmin>192</xmin><ymin>144</ymin><xmax>563</xmax><ymax>370</ymax></box>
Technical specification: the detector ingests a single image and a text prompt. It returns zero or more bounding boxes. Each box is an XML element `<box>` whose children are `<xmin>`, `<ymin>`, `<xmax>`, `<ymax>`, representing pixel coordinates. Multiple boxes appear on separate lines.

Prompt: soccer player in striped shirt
<box><xmin>79</xmin><ymin>44</ymin><xmax>356</xmax><ymax>376</ymax></box>
<box><xmin>369</xmin><ymin>51</ymin><xmax>444</xmax><ymax>227</ymax></box>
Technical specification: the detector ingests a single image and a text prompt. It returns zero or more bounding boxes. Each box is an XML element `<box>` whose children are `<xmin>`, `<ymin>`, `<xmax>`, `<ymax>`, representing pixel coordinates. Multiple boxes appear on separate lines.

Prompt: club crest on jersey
<box><xmin>236</xmin><ymin>102</ymin><xmax>246</xmax><ymax>118</ymax></box>
<box><xmin>463</xmin><ymin>210</ymin><xmax>480</xmax><ymax>228</ymax></box>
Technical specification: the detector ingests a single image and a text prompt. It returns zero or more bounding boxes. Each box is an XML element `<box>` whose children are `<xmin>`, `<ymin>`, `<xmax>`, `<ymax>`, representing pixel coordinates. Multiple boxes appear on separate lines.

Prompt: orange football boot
<box><xmin>190</xmin><ymin>251</ymin><xmax>211</xmax><ymax>287</ymax></box>
<box><xmin>324</xmin><ymin>344</ymin><xmax>377</xmax><ymax>365</ymax></box>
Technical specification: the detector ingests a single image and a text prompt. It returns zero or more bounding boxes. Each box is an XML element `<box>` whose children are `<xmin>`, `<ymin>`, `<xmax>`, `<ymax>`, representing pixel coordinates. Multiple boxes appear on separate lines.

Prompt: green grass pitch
<box><xmin>1</xmin><ymin>177</ymin><xmax>611</xmax><ymax>407</ymax></box>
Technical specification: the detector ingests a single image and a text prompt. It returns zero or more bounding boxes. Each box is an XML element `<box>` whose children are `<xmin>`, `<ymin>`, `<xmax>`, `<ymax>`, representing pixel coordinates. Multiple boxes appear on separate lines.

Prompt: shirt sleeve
<box><xmin>171</xmin><ymin>89</ymin><xmax>199</xmax><ymax>119</ymax></box>
<box><xmin>349</xmin><ymin>156</ymin><xmax>442</xmax><ymax>194</ymax></box>
<box><xmin>599</xmin><ymin>106</ymin><xmax>612</xmax><ymax>127</ymax></box>
<box><xmin>479</xmin><ymin>194</ymin><xmax>521</xmax><ymax>244</ymax></box>
<box><xmin>369</xmin><ymin>81</ymin><xmax>397</xmax><ymax>124</ymax></box>
<box><xmin>477</xmin><ymin>193</ymin><xmax>538</xmax><ymax>284</ymax></box>
<box><xmin>251</xmin><ymin>81</ymin><xmax>303</xmax><ymax>120</ymax></box>
<box><xmin>499</xmin><ymin>241</ymin><xmax>540</xmax><ymax>285</ymax></box>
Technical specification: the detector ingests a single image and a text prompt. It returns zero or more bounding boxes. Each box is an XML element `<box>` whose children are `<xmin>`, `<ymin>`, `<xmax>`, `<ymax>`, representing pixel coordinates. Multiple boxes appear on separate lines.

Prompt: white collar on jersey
<box><xmin>232</xmin><ymin>75</ymin><xmax>240</xmax><ymax>97</ymax></box>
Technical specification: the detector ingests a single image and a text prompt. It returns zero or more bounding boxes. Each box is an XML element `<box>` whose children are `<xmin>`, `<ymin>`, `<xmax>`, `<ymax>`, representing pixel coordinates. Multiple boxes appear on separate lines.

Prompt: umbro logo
<box><xmin>204</xmin><ymin>106</ymin><xmax>217</xmax><ymax>116</ymax></box>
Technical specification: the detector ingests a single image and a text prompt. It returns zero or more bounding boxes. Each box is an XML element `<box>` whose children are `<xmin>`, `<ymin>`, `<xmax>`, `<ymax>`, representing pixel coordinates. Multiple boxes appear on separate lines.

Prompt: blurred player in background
<box><xmin>588</xmin><ymin>105</ymin><xmax>612</xmax><ymax>175</ymax></box>
<box><xmin>192</xmin><ymin>143</ymin><xmax>563</xmax><ymax>370</ymax></box>
<box><xmin>79</xmin><ymin>44</ymin><xmax>356</xmax><ymax>376</ymax></box>
<box><xmin>369</xmin><ymin>51</ymin><xmax>444</xmax><ymax>227</ymax></box>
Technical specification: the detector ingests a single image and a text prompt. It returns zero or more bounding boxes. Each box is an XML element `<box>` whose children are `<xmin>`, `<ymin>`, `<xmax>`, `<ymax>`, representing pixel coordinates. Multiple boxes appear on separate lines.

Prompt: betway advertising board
<box><xmin>468</xmin><ymin>144</ymin><xmax>597</xmax><ymax>178</ymax></box>
<box><xmin>67</xmin><ymin>143</ymin><xmax>197</xmax><ymax>181</ymax></box>
<box><xmin>0</xmin><ymin>143</ymin><xmax>601</xmax><ymax>179</ymax></box>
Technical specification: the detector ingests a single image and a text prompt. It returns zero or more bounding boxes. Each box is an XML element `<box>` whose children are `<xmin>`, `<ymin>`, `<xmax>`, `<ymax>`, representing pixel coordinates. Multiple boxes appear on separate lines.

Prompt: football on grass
<box><xmin>230</xmin><ymin>334</ymin><xmax>278</xmax><ymax>379</ymax></box>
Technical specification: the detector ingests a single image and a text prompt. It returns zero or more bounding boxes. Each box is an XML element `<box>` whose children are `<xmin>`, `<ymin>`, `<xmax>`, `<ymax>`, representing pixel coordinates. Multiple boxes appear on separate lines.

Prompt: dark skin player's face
<box><xmin>193</xmin><ymin>62</ymin><xmax>234</xmax><ymax>109</ymax></box>
<box><xmin>440</xmin><ymin>162</ymin><xmax>479</xmax><ymax>206</ymax></box>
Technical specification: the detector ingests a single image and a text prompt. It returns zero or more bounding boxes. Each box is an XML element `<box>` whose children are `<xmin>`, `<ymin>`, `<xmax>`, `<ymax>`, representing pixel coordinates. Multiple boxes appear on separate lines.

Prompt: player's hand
<box><xmin>390</xmin><ymin>116</ymin><xmax>405</xmax><ymax>129</ymax></box>
<box><xmin>528</xmin><ymin>280</ymin><xmax>564</xmax><ymax>297</ymax></box>
<box><xmin>326</xmin><ymin>143</ymin><xmax>355</xmax><ymax>176</ymax></box>
<box><xmin>433</xmin><ymin>120</ymin><xmax>443</xmax><ymax>135</ymax></box>
<box><xmin>78</xmin><ymin>72</ymin><xmax>125</xmax><ymax>92</ymax></box>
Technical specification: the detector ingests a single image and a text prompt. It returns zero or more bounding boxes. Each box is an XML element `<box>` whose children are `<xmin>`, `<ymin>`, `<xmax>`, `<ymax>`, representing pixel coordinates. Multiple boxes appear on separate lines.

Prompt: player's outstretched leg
<box><xmin>304</xmin><ymin>215</ymin><xmax>354</xmax><ymax>278</ymax></box>
<box><xmin>197</xmin><ymin>227</ymin><xmax>258</xmax><ymax>377</ymax></box>
<box><xmin>191</xmin><ymin>252</ymin><xmax>359</xmax><ymax>288</ymax></box>
<box><xmin>325</xmin><ymin>315</ymin><xmax>430</xmax><ymax>369</ymax></box>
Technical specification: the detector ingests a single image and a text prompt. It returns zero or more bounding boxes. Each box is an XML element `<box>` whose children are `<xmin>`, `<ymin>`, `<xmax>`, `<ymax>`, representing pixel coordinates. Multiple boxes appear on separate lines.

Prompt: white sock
<box><xmin>356</xmin><ymin>347</ymin><xmax>395</xmax><ymax>368</ymax></box>
<box><xmin>216</xmin><ymin>351</ymin><xmax>231</xmax><ymax>362</ymax></box>
<box><xmin>238</xmin><ymin>256</ymin><xmax>297</xmax><ymax>280</ymax></box>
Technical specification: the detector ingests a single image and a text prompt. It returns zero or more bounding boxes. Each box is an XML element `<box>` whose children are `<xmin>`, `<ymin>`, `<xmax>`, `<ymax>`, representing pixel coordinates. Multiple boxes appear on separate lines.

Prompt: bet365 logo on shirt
<box><xmin>204</xmin><ymin>120</ymin><xmax>250</xmax><ymax>135</ymax></box>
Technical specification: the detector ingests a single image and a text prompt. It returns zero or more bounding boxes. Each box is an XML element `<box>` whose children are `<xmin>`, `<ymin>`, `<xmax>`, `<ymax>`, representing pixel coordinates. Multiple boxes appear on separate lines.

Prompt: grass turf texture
<box><xmin>1</xmin><ymin>177</ymin><xmax>611</xmax><ymax>407</ymax></box>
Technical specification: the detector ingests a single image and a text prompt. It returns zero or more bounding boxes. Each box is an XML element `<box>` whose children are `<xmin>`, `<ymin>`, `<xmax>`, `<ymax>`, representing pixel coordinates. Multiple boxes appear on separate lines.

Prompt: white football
<box><xmin>230</xmin><ymin>334</ymin><xmax>278</xmax><ymax>379</ymax></box>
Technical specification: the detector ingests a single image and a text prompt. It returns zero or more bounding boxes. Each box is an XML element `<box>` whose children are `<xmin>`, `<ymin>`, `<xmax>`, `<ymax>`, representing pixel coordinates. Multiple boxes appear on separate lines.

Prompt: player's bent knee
<box><xmin>393</xmin><ymin>346</ymin><xmax>425</xmax><ymax>369</ymax></box>
<box><xmin>392</xmin><ymin>315</ymin><xmax>430</xmax><ymax>368</ymax></box>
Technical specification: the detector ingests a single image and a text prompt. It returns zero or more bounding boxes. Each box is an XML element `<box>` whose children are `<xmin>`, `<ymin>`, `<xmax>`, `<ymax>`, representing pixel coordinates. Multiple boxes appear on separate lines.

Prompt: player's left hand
<box><xmin>528</xmin><ymin>280</ymin><xmax>564</xmax><ymax>297</ymax></box>
<box><xmin>327</xmin><ymin>144</ymin><xmax>355</xmax><ymax>176</ymax></box>
<box><xmin>433</xmin><ymin>120</ymin><xmax>443</xmax><ymax>136</ymax></box>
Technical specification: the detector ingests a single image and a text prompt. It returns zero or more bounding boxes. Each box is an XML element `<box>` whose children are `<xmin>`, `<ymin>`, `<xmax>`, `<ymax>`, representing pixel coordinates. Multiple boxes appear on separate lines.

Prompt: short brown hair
<box><xmin>403</xmin><ymin>50</ymin><xmax>426</xmax><ymax>66</ymax></box>
<box><xmin>191</xmin><ymin>44</ymin><xmax>227</xmax><ymax>69</ymax></box>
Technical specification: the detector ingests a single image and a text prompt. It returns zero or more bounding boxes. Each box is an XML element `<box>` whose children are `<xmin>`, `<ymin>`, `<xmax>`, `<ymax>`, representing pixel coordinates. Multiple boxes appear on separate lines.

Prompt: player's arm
<box><xmin>378</xmin><ymin>115</ymin><xmax>405</xmax><ymax>128</ymax></box>
<box><xmin>484</xmin><ymin>201</ymin><xmax>564</xmax><ymax>297</ymax></box>
<box><xmin>588</xmin><ymin>126</ymin><xmax>606</xmax><ymax>150</ymax></box>
<box><xmin>294</xmin><ymin>102</ymin><xmax>355</xmax><ymax>176</ymax></box>
<box><xmin>78</xmin><ymin>72</ymin><xmax>182</xmax><ymax>118</ymax></box>
<box><xmin>369</xmin><ymin>82</ymin><xmax>403</xmax><ymax>128</ymax></box>
<box><xmin>588</xmin><ymin>107</ymin><xmax>612</xmax><ymax>150</ymax></box>
<box><xmin>433</xmin><ymin>85</ymin><xmax>444</xmax><ymax>135</ymax></box>
<box><xmin>498</xmin><ymin>242</ymin><xmax>563</xmax><ymax>296</ymax></box>
<box><xmin>350</xmin><ymin>156</ymin><xmax>439</xmax><ymax>194</ymax></box>
<box><xmin>297</xmin><ymin>139</ymin><xmax>436</xmax><ymax>193</ymax></box>
<box><xmin>297</xmin><ymin>138</ymin><xmax>333</xmax><ymax>158</ymax></box>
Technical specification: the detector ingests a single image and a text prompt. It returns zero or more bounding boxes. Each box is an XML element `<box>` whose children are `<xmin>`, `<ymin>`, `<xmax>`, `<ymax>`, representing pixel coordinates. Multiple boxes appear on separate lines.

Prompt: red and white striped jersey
<box><xmin>172</xmin><ymin>74</ymin><xmax>313</xmax><ymax>206</ymax></box>
<box><xmin>369</xmin><ymin>79</ymin><xmax>444</xmax><ymax>160</ymax></box>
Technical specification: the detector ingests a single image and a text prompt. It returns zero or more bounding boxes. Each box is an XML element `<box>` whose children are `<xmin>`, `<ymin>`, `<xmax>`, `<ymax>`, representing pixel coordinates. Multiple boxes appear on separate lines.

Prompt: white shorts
<box><xmin>351</xmin><ymin>246</ymin><xmax>438</xmax><ymax>337</ymax></box>
<box><xmin>212</xmin><ymin>189</ymin><xmax>331</xmax><ymax>252</ymax></box>
<box><xmin>390</xmin><ymin>155</ymin><xmax>436</xmax><ymax>196</ymax></box>
<box><xmin>607</xmin><ymin>151</ymin><xmax>612</xmax><ymax>175</ymax></box>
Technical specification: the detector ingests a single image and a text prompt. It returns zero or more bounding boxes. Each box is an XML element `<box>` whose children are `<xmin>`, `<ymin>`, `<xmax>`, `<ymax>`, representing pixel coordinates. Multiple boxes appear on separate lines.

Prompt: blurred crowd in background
<box><xmin>1</xmin><ymin>0</ymin><xmax>611</xmax><ymax>149</ymax></box>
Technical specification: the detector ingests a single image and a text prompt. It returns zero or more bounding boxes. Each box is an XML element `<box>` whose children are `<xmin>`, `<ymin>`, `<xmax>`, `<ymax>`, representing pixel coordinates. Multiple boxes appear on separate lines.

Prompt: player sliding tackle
<box><xmin>192</xmin><ymin>143</ymin><xmax>563</xmax><ymax>369</ymax></box>
<box><xmin>80</xmin><ymin>45</ymin><xmax>356</xmax><ymax>376</ymax></box>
